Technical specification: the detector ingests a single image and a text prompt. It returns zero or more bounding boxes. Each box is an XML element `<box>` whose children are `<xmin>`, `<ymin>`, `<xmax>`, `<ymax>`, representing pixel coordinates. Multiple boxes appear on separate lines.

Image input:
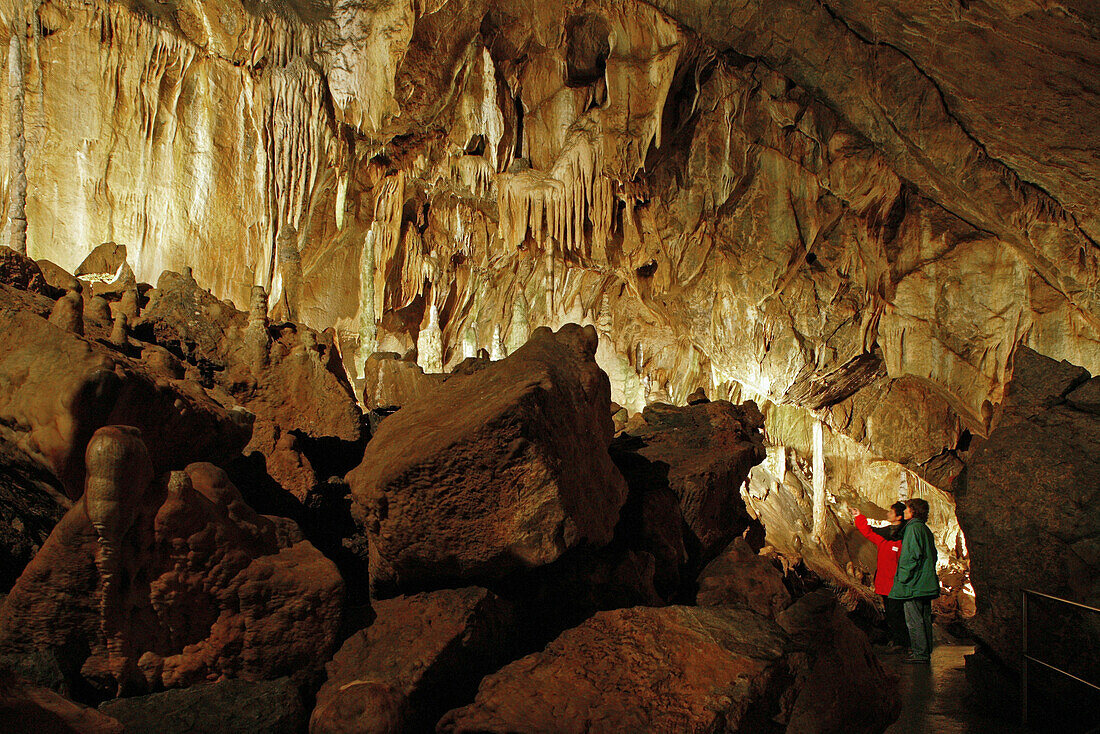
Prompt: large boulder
<box><xmin>0</xmin><ymin>427</ymin><xmax>344</xmax><ymax>695</ymax></box>
<box><xmin>776</xmin><ymin>590</ymin><xmax>900</xmax><ymax>733</ymax></box>
<box><xmin>0</xmin><ymin>282</ymin><xmax>252</xmax><ymax>497</ymax></box>
<box><xmin>311</xmin><ymin>586</ymin><xmax>513</xmax><ymax>734</ymax></box>
<box><xmin>347</xmin><ymin>324</ymin><xmax>628</xmax><ymax>594</ymax></box>
<box><xmin>99</xmin><ymin>678</ymin><xmax>308</xmax><ymax>734</ymax></box>
<box><xmin>615</xmin><ymin>400</ymin><xmax>767</xmax><ymax>566</ymax></box>
<box><xmin>440</xmin><ymin>595</ymin><xmax>897</xmax><ymax>733</ymax></box>
<box><xmin>0</xmin><ymin>672</ymin><xmax>123</xmax><ymax>734</ymax></box>
<box><xmin>954</xmin><ymin>347</ymin><xmax>1100</xmax><ymax>670</ymax></box>
<box><xmin>0</xmin><ymin>246</ymin><xmax>58</xmax><ymax>297</ymax></box>
<box><xmin>697</xmin><ymin>537</ymin><xmax>792</xmax><ymax>617</ymax></box>
<box><xmin>438</xmin><ymin>604</ymin><xmax>795</xmax><ymax>733</ymax></box>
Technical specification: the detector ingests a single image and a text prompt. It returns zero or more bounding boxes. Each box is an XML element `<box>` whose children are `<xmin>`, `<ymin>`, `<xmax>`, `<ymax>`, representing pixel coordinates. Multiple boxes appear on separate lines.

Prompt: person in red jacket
<box><xmin>852</xmin><ymin>502</ymin><xmax>909</xmax><ymax>650</ymax></box>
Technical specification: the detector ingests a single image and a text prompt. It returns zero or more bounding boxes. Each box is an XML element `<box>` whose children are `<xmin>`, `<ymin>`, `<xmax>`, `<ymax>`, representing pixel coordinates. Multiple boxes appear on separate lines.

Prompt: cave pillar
<box><xmin>811</xmin><ymin>419</ymin><xmax>827</xmax><ymax>542</ymax></box>
<box><xmin>5</xmin><ymin>16</ymin><xmax>26</xmax><ymax>255</ymax></box>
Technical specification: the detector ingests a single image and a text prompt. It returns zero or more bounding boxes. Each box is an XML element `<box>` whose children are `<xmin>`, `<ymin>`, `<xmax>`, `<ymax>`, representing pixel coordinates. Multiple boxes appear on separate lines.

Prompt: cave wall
<box><xmin>0</xmin><ymin>0</ymin><xmax>1096</xmax><ymax>629</ymax></box>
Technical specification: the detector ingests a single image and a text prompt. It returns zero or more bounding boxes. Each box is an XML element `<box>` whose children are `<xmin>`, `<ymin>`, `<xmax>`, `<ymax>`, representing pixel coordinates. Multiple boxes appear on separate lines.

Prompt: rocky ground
<box><xmin>0</xmin><ymin>248</ymin><xmax>910</xmax><ymax>732</ymax></box>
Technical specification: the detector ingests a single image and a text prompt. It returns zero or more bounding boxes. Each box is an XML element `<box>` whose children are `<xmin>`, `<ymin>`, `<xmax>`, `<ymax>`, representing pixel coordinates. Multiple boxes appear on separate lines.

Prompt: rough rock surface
<box><xmin>439</xmin><ymin>598</ymin><xmax>896</xmax><ymax>733</ymax></box>
<box><xmin>437</xmin><ymin>605</ymin><xmax>795</xmax><ymax>733</ymax></box>
<box><xmin>311</xmin><ymin>586</ymin><xmax>512</xmax><ymax>734</ymax></box>
<box><xmin>359</xmin><ymin>351</ymin><xmax>446</xmax><ymax>410</ymax></box>
<box><xmin>697</xmin><ymin>537</ymin><xmax>792</xmax><ymax>618</ymax></box>
<box><xmin>776</xmin><ymin>589</ymin><xmax>900</xmax><ymax>733</ymax></box>
<box><xmin>137</xmin><ymin>269</ymin><xmax>363</xmax><ymax>501</ymax></box>
<box><xmin>98</xmin><ymin>677</ymin><xmax>308</xmax><ymax>734</ymax></box>
<box><xmin>616</xmin><ymin>401</ymin><xmax>766</xmax><ymax>564</ymax></box>
<box><xmin>0</xmin><ymin>431</ymin><xmax>71</xmax><ymax>591</ymax></box>
<box><xmin>0</xmin><ymin>673</ymin><xmax>123</xmax><ymax>734</ymax></box>
<box><xmin>0</xmin><ymin>428</ymin><xmax>343</xmax><ymax>694</ymax></box>
<box><xmin>347</xmin><ymin>324</ymin><xmax>628</xmax><ymax>593</ymax></box>
<box><xmin>0</xmin><ymin>281</ymin><xmax>252</xmax><ymax>497</ymax></box>
<box><xmin>955</xmin><ymin>347</ymin><xmax>1100</xmax><ymax>669</ymax></box>
<box><xmin>0</xmin><ymin>246</ymin><xmax>56</xmax><ymax>296</ymax></box>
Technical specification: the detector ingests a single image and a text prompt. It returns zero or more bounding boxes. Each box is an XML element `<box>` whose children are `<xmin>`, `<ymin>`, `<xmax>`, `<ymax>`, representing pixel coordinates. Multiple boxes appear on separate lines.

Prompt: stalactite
<box><xmin>811</xmin><ymin>420</ymin><xmax>827</xmax><ymax>542</ymax></box>
<box><xmin>355</xmin><ymin>229</ymin><xmax>377</xmax><ymax>379</ymax></box>
<box><xmin>6</xmin><ymin>16</ymin><xmax>27</xmax><ymax>254</ymax></box>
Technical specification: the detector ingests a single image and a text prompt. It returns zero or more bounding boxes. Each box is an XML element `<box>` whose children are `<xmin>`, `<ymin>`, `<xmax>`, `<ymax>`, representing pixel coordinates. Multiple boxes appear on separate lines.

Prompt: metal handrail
<box><xmin>1021</xmin><ymin>588</ymin><xmax>1100</xmax><ymax>729</ymax></box>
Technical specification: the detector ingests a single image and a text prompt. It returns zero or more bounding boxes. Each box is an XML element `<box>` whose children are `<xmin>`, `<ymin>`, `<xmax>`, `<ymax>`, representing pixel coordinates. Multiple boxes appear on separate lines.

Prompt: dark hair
<box><xmin>890</xmin><ymin>502</ymin><xmax>907</xmax><ymax>518</ymax></box>
<box><xmin>906</xmin><ymin>498</ymin><xmax>930</xmax><ymax>523</ymax></box>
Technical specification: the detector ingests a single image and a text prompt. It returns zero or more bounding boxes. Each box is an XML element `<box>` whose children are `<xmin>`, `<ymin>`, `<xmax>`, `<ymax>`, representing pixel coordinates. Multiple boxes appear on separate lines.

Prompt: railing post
<box><xmin>1021</xmin><ymin>589</ymin><xmax>1028</xmax><ymax>728</ymax></box>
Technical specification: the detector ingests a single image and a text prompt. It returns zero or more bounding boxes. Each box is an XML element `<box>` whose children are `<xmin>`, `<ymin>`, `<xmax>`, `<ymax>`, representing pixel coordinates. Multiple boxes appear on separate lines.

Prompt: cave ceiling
<box><xmin>0</xmin><ymin>0</ymin><xmax>1097</xmax><ymax>490</ymax></box>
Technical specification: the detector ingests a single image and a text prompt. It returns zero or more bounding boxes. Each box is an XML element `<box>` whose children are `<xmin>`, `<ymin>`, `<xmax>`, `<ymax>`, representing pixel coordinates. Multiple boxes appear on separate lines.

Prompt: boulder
<box><xmin>311</xmin><ymin>587</ymin><xmax>512</xmax><ymax>734</ymax></box>
<box><xmin>99</xmin><ymin>677</ymin><xmax>307</xmax><ymax>734</ymax></box>
<box><xmin>0</xmin><ymin>428</ymin><xmax>344</xmax><ymax>695</ymax></box>
<box><xmin>74</xmin><ymin>243</ymin><xmax>128</xmax><ymax>280</ymax></box>
<box><xmin>360</xmin><ymin>351</ymin><xmax>446</xmax><ymax>410</ymax></box>
<box><xmin>776</xmin><ymin>590</ymin><xmax>900</xmax><ymax>733</ymax></box>
<box><xmin>0</xmin><ymin>672</ymin><xmax>123</xmax><ymax>734</ymax></box>
<box><xmin>615</xmin><ymin>401</ymin><xmax>766</xmax><ymax>566</ymax></box>
<box><xmin>347</xmin><ymin>324</ymin><xmax>628</xmax><ymax>594</ymax></box>
<box><xmin>36</xmin><ymin>259</ymin><xmax>82</xmax><ymax>294</ymax></box>
<box><xmin>0</xmin><ymin>246</ymin><xmax>57</xmax><ymax>297</ymax></box>
<box><xmin>0</xmin><ymin>283</ymin><xmax>252</xmax><ymax>497</ymax></box>
<box><xmin>697</xmin><ymin>537</ymin><xmax>792</xmax><ymax>617</ymax></box>
<box><xmin>954</xmin><ymin>347</ymin><xmax>1100</xmax><ymax>670</ymax></box>
<box><xmin>0</xmin><ymin>432</ymin><xmax>71</xmax><ymax>591</ymax></box>
<box><xmin>437</xmin><ymin>605</ymin><xmax>794</xmax><ymax>733</ymax></box>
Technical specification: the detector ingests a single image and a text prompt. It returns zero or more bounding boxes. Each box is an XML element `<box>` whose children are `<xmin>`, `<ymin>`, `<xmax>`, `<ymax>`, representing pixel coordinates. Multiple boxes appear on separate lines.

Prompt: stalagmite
<box><xmin>506</xmin><ymin>291</ymin><xmax>529</xmax><ymax>355</ymax></box>
<box><xmin>83</xmin><ymin>426</ymin><xmax>154</xmax><ymax>683</ymax></box>
<box><xmin>247</xmin><ymin>284</ymin><xmax>270</xmax><ymax>367</ymax></box>
<box><xmin>5</xmin><ymin>16</ymin><xmax>27</xmax><ymax>255</ymax></box>
<box><xmin>277</xmin><ymin>225</ymin><xmax>302</xmax><ymax>321</ymax></box>
<box><xmin>48</xmin><ymin>291</ymin><xmax>84</xmax><ymax>334</ymax></box>
<box><xmin>416</xmin><ymin>300</ymin><xmax>443</xmax><ymax>373</ymax></box>
<box><xmin>109</xmin><ymin>313</ymin><xmax>128</xmax><ymax>347</ymax></box>
<box><xmin>811</xmin><ymin>420</ymin><xmax>827</xmax><ymax>542</ymax></box>
<box><xmin>355</xmin><ymin>230</ymin><xmax>377</xmax><ymax>379</ymax></box>
<box><xmin>490</xmin><ymin>324</ymin><xmax>505</xmax><ymax>360</ymax></box>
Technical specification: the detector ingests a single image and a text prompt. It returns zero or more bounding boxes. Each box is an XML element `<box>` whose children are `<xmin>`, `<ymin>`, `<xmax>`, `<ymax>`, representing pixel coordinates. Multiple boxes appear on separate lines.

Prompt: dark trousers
<box><xmin>882</xmin><ymin>595</ymin><xmax>910</xmax><ymax>647</ymax></box>
<box><xmin>903</xmin><ymin>597</ymin><xmax>934</xmax><ymax>660</ymax></box>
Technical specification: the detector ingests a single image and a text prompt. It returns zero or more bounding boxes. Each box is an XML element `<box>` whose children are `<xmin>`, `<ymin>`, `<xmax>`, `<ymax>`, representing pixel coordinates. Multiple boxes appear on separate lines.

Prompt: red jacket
<box><xmin>855</xmin><ymin>514</ymin><xmax>903</xmax><ymax>596</ymax></box>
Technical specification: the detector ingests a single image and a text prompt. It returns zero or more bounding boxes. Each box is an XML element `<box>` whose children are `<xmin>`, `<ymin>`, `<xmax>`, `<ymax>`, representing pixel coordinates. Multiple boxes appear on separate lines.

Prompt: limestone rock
<box><xmin>0</xmin><ymin>430</ymin><xmax>344</xmax><ymax>694</ymax></box>
<box><xmin>99</xmin><ymin>678</ymin><xmax>308</xmax><ymax>734</ymax></box>
<box><xmin>0</xmin><ymin>672</ymin><xmax>124</xmax><ymax>734</ymax></box>
<box><xmin>954</xmin><ymin>347</ymin><xmax>1100</xmax><ymax>669</ymax></box>
<box><xmin>0</xmin><ymin>283</ymin><xmax>252</xmax><ymax>497</ymax></box>
<box><xmin>360</xmin><ymin>351</ymin><xmax>446</xmax><ymax>410</ymax></box>
<box><xmin>776</xmin><ymin>590</ymin><xmax>900</xmax><ymax>733</ymax></box>
<box><xmin>697</xmin><ymin>537</ymin><xmax>792</xmax><ymax>618</ymax></box>
<box><xmin>36</xmin><ymin>259</ymin><xmax>81</xmax><ymax>294</ymax></box>
<box><xmin>348</xmin><ymin>324</ymin><xmax>627</xmax><ymax>594</ymax></box>
<box><xmin>137</xmin><ymin>270</ymin><xmax>363</xmax><ymax>500</ymax></box>
<box><xmin>0</xmin><ymin>246</ymin><xmax>56</xmax><ymax>297</ymax></box>
<box><xmin>616</xmin><ymin>401</ymin><xmax>766</xmax><ymax>565</ymax></box>
<box><xmin>311</xmin><ymin>587</ymin><xmax>513</xmax><ymax>734</ymax></box>
<box><xmin>438</xmin><ymin>605</ymin><xmax>793</xmax><ymax>733</ymax></box>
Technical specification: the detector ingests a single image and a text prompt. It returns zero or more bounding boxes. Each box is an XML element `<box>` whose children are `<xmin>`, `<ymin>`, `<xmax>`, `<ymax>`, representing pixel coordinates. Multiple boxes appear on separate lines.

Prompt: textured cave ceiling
<box><xmin>0</xmin><ymin>0</ymin><xmax>1097</xmax><ymax>498</ymax></box>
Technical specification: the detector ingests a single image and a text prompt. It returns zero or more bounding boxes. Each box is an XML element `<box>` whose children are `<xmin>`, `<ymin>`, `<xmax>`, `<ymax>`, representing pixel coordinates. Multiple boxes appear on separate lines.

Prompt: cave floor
<box><xmin>881</xmin><ymin>638</ymin><xmax>1030</xmax><ymax>734</ymax></box>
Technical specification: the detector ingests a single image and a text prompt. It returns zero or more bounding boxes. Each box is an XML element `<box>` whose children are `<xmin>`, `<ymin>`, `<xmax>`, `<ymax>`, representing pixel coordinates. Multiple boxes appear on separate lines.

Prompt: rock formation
<box><xmin>311</xmin><ymin>587</ymin><xmax>513</xmax><ymax>733</ymax></box>
<box><xmin>0</xmin><ymin>428</ymin><xmax>344</xmax><ymax>695</ymax></box>
<box><xmin>347</xmin><ymin>323</ymin><xmax>627</xmax><ymax>594</ymax></box>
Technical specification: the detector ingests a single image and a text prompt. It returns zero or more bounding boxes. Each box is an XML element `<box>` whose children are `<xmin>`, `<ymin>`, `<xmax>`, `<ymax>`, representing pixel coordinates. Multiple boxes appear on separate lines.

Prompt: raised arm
<box><xmin>853</xmin><ymin>513</ymin><xmax>887</xmax><ymax>546</ymax></box>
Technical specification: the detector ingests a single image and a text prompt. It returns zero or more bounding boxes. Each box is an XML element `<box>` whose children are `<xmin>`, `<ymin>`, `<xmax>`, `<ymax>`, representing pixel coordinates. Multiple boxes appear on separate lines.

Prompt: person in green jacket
<box><xmin>889</xmin><ymin>497</ymin><xmax>940</xmax><ymax>664</ymax></box>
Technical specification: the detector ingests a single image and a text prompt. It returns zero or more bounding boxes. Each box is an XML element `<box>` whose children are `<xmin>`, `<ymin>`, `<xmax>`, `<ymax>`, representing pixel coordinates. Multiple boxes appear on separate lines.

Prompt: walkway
<box><xmin>880</xmin><ymin>638</ymin><xmax>1029</xmax><ymax>734</ymax></box>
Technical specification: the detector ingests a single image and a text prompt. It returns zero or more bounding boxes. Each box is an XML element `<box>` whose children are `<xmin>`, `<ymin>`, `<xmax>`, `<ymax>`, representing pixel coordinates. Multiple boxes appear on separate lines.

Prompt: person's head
<box><xmin>905</xmin><ymin>498</ymin><xmax>930</xmax><ymax>523</ymax></box>
<box><xmin>886</xmin><ymin>501</ymin><xmax>907</xmax><ymax>524</ymax></box>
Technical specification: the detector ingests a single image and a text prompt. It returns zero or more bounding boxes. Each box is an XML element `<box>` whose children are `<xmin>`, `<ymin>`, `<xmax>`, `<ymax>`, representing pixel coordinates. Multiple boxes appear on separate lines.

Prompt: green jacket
<box><xmin>889</xmin><ymin>519</ymin><xmax>940</xmax><ymax>599</ymax></box>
